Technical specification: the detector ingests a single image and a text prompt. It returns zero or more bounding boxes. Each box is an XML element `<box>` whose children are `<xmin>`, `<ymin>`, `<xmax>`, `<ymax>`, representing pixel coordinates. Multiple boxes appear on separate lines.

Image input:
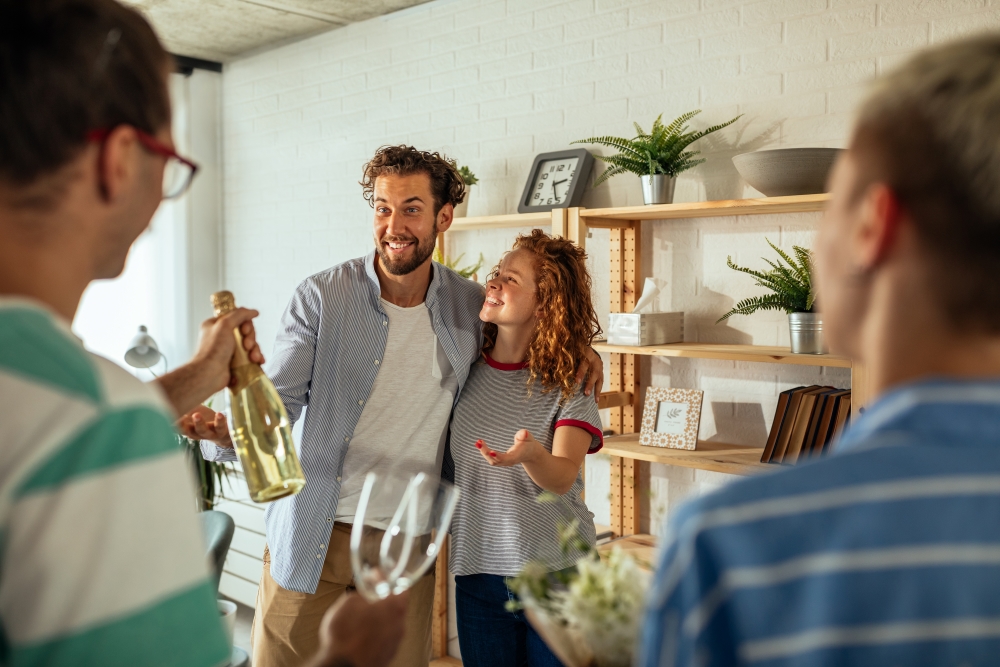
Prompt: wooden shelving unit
<box><xmin>448</xmin><ymin>211</ymin><xmax>552</xmax><ymax>232</ymax></box>
<box><xmin>602</xmin><ymin>435</ymin><xmax>771</xmax><ymax>477</ymax></box>
<box><xmin>437</xmin><ymin>209</ymin><xmax>571</xmax><ymax>265</ymax></box>
<box><xmin>593</xmin><ymin>341</ymin><xmax>852</xmax><ymax>368</ymax></box>
<box><xmin>441</xmin><ymin>195</ymin><xmax>867</xmax><ymax>536</ymax></box>
<box><xmin>432</xmin><ymin>194</ymin><xmax>854</xmax><ymax>660</ymax></box>
<box><xmin>580</xmin><ymin>193</ymin><xmax>829</xmax><ymax>223</ymax></box>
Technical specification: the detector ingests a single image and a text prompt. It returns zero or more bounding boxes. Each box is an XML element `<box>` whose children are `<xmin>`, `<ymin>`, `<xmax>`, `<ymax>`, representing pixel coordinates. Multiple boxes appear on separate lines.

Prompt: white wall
<box><xmin>220</xmin><ymin>0</ymin><xmax>1000</xmax><ymax>653</ymax></box>
<box><xmin>76</xmin><ymin>70</ymin><xmax>223</xmax><ymax>374</ymax></box>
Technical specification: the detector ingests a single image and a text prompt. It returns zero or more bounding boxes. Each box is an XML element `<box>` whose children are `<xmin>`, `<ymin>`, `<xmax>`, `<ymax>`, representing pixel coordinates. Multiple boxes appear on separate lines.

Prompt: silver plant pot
<box><xmin>641</xmin><ymin>174</ymin><xmax>676</xmax><ymax>205</ymax></box>
<box><xmin>788</xmin><ymin>312</ymin><xmax>826</xmax><ymax>354</ymax></box>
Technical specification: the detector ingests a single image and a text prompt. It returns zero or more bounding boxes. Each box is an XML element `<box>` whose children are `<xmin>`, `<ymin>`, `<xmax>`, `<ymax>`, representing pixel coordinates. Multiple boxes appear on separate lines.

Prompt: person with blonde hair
<box><xmin>641</xmin><ymin>33</ymin><xmax>1000</xmax><ymax>666</ymax></box>
<box><xmin>448</xmin><ymin>229</ymin><xmax>604</xmax><ymax>667</ymax></box>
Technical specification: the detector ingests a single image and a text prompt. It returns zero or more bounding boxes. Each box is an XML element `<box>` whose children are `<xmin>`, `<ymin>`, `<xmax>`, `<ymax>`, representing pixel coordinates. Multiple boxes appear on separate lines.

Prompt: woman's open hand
<box><xmin>178</xmin><ymin>404</ymin><xmax>234</xmax><ymax>448</ymax></box>
<box><xmin>476</xmin><ymin>429</ymin><xmax>543</xmax><ymax>467</ymax></box>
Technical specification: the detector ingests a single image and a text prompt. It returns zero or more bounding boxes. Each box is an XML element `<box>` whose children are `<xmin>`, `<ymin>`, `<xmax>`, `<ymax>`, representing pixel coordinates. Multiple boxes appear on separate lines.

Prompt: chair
<box><xmin>199</xmin><ymin>510</ymin><xmax>235</xmax><ymax>594</ymax></box>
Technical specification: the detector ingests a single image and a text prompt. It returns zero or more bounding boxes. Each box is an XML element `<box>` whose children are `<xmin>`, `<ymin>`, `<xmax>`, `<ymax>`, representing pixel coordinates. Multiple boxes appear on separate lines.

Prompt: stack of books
<box><xmin>761</xmin><ymin>386</ymin><xmax>852</xmax><ymax>464</ymax></box>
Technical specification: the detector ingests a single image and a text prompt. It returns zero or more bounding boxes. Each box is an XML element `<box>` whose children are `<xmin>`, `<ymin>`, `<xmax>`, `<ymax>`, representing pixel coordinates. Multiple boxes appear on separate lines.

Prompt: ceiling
<box><xmin>122</xmin><ymin>0</ymin><xmax>432</xmax><ymax>63</ymax></box>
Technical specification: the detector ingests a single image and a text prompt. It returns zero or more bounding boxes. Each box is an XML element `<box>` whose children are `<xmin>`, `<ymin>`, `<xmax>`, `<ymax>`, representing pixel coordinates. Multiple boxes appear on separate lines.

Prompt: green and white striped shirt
<box><xmin>0</xmin><ymin>299</ymin><xmax>229</xmax><ymax>667</ymax></box>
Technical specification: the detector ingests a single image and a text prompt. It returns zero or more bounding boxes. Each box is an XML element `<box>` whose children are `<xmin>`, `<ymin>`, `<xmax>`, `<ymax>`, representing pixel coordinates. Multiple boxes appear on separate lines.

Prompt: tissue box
<box><xmin>608</xmin><ymin>312</ymin><xmax>684</xmax><ymax>346</ymax></box>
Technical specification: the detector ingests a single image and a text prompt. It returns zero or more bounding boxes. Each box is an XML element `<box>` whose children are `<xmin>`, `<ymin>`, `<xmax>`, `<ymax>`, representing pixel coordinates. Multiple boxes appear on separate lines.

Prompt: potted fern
<box><xmin>453</xmin><ymin>165</ymin><xmax>478</xmax><ymax>217</ymax></box>
<box><xmin>717</xmin><ymin>239</ymin><xmax>826</xmax><ymax>354</ymax></box>
<box><xmin>433</xmin><ymin>246</ymin><xmax>484</xmax><ymax>282</ymax></box>
<box><xmin>574</xmin><ymin>110</ymin><xmax>740</xmax><ymax>205</ymax></box>
<box><xmin>179</xmin><ymin>433</ymin><xmax>234</xmax><ymax>511</ymax></box>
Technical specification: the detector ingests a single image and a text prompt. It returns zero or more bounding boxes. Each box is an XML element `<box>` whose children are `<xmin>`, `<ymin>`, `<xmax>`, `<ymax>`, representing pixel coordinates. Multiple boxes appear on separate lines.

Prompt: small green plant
<box><xmin>179</xmin><ymin>434</ymin><xmax>234</xmax><ymax>511</ymax></box>
<box><xmin>717</xmin><ymin>239</ymin><xmax>815</xmax><ymax>322</ymax></box>
<box><xmin>458</xmin><ymin>165</ymin><xmax>478</xmax><ymax>187</ymax></box>
<box><xmin>574</xmin><ymin>110</ymin><xmax>741</xmax><ymax>186</ymax></box>
<box><xmin>433</xmin><ymin>246</ymin><xmax>484</xmax><ymax>280</ymax></box>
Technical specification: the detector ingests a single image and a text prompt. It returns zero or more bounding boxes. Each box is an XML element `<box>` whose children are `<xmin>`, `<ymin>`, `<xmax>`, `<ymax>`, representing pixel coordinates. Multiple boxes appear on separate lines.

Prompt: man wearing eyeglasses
<box><xmin>0</xmin><ymin>1</ymin><xmax>408</xmax><ymax>666</ymax></box>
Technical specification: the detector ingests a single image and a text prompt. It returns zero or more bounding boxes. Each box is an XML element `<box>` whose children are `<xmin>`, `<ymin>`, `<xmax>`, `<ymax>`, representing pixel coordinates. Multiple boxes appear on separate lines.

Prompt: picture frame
<box><xmin>639</xmin><ymin>387</ymin><xmax>704</xmax><ymax>450</ymax></box>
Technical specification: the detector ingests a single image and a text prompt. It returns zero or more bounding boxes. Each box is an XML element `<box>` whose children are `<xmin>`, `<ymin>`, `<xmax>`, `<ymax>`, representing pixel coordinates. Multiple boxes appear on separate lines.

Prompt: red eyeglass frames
<box><xmin>86</xmin><ymin>127</ymin><xmax>200</xmax><ymax>199</ymax></box>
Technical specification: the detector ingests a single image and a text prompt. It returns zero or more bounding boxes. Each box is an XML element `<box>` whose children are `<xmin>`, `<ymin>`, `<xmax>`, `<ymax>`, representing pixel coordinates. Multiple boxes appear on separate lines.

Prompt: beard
<box><xmin>376</xmin><ymin>222</ymin><xmax>438</xmax><ymax>276</ymax></box>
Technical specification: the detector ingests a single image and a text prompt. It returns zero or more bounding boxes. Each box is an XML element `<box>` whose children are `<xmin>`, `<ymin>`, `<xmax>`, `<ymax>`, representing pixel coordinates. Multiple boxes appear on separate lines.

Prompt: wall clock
<box><xmin>517</xmin><ymin>148</ymin><xmax>594</xmax><ymax>213</ymax></box>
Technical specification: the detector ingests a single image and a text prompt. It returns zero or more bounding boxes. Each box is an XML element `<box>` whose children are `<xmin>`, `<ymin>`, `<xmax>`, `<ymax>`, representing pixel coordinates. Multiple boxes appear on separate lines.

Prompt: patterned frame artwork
<box><xmin>639</xmin><ymin>387</ymin><xmax>704</xmax><ymax>450</ymax></box>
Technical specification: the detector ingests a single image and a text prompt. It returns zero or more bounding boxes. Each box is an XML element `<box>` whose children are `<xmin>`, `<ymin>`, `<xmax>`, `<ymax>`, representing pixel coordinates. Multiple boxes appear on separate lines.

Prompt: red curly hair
<box><xmin>482</xmin><ymin>229</ymin><xmax>602</xmax><ymax>402</ymax></box>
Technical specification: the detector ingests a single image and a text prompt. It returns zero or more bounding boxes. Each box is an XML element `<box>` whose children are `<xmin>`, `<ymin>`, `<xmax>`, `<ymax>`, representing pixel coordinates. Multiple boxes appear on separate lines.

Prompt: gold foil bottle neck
<box><xmin>211</xmin><ymin>290</ymin><xmax>257</xmax><ymax>379</ymax></box>
<box><xmin>212</xmin><ymin>290</ymin><xmax>236</xmax><ymax>316</ymax></box>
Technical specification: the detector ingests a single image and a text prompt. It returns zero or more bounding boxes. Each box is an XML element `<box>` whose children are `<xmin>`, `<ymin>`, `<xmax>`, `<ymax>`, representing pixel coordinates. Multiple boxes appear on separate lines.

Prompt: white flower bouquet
<box><xmin>506</xmin><ymin>496</ymin><xmax>651</xmax><ymax>667</ymax></box>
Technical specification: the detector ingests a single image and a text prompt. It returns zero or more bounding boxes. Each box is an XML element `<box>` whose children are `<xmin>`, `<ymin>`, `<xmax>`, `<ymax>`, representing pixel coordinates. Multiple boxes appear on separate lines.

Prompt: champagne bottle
<box><xmin>212</xmin><ymin>291</ymin><xmax>305</xmax><ymax>503</ymax></box>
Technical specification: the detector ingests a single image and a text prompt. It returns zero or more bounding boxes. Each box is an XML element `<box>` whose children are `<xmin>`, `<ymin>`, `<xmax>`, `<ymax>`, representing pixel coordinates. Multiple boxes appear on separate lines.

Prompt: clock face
<box><xmin>527</xmin><ymin>157</ymin><xmax>579</xmax><ymax>207</ymax></box>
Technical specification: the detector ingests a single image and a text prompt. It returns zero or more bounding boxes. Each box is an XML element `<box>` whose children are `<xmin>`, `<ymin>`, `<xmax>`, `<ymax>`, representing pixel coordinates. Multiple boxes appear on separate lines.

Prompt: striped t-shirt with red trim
<box><xmin>448</xmin><ymin>353</ymin><xmax>603</xmax><ymax>577</ymax></box>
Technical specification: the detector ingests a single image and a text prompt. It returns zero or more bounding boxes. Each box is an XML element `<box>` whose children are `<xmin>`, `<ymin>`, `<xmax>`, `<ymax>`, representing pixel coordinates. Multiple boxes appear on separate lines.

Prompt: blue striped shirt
<box><xmin>639</xmin><ymin>378</ymin><xmax>1000</xmax><ymax>666</ymax></box>
<box><xmin>204</xmin><ymin>252</ymin><xmax>484</xmax><ymax>593</ymax></box>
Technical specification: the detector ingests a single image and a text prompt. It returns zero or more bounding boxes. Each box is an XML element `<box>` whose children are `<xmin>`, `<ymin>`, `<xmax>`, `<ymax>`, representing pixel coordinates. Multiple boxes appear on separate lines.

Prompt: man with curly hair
<box><xmin>189</xmin><ymin>145</ymin><xmax>605</xmax><ymax>667</ymax></box>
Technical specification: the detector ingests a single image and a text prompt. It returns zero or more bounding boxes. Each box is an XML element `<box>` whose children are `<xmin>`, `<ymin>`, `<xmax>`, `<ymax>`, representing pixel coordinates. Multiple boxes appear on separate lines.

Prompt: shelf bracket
<box><xmin>608</xmin><ymin>221</ymin><xmax>643</xmax><ymax>537</ymax></box>
<box><xmin>597</xmin><ymin>391</ymin><xmax>633</xmax><ymax>409</ymax></box>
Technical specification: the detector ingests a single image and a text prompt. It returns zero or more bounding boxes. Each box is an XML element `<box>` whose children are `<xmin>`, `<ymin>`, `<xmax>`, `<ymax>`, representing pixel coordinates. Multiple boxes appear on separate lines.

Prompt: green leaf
<box><xmin>720</xmin><ymin>238</ymin><xmax>814</xmax><ymax>320</ymax></box>
<box><xmin>717</xmin><ymin>293</ymin><xmax>798</xmax><ymax>322</ymax></box>
<box><xmin>457</xmin><ymin>165</ymin><xmax>478</xmax><ymax>186</ymax></box>
<box><xmin>573</xmin><ymin>110</ymin><xmax>741</xmax><ymax>184</ymax></box>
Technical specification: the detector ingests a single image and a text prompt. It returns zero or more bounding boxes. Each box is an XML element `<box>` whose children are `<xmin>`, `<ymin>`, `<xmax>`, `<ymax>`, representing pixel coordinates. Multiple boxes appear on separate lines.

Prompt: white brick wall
<box><xmin>220</xmin><ymin>0</ymin><xmax>1000</xmax><ymax>652</ymax></box>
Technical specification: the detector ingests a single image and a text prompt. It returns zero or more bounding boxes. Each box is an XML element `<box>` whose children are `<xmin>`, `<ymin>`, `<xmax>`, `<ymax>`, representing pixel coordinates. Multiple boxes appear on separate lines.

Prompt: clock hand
<box><xmin>552</xmin><ymin>178</ymin><xmax>570</xmax><ymax>203</ymax></box>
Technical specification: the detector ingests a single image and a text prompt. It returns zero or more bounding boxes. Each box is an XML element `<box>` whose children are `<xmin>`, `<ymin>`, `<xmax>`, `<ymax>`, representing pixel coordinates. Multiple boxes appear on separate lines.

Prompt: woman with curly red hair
<box><xmin>447</xmin><ymin>229</ymin><xmax>604</xmax><ymax>667</ymax></box>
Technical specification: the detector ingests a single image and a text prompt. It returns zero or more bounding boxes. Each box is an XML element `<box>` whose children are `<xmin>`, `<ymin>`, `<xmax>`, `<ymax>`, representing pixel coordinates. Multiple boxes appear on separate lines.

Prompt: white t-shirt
<box><xmin>335</xmin><ymin>298</ymin><xmax>459</xmax><ymax>522</ymax></box>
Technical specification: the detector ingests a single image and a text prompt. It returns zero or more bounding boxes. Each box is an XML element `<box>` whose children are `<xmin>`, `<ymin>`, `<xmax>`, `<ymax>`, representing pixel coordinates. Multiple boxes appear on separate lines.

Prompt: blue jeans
<box><xmin>455</xmin><ymin>573</ymin><xmax>564</xmax><ymax>667</ymax></box>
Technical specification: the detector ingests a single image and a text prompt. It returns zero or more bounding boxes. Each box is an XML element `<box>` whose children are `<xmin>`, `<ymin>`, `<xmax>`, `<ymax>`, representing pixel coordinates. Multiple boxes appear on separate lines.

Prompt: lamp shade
<box><xmin>124</xmin><ymin>325</ymin><xmax>162</xmax><ymax>369</ymax></box>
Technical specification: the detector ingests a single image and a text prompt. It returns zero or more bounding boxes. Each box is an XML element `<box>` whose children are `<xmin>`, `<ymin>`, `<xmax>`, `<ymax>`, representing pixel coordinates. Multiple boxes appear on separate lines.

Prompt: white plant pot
<box><xmin>453</xmin><ymin>197</ymin><xmax>469</xmax><ymax>218</ymax></box>
<box><xmin>218</xmin><ymin>599</ymin><xmax>237</xmax><ymax>646</ymax></box>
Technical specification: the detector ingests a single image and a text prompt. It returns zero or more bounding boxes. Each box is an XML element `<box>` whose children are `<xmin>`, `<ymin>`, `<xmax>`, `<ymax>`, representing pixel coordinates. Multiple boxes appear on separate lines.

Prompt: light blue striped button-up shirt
<box><xmin>640</xmin><ymin>378</ymin><xmax>1000</xmax><ymax>666</ymax></box>
<box><xmin>204</xmin><ymin>251</ymin><xmax>484</xmax><ymax>593</ymax></box>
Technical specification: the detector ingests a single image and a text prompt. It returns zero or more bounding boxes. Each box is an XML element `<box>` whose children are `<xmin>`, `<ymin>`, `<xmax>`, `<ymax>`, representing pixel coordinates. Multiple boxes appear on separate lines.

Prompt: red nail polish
<box><xmin>475</xmin><ymin>442</ymin><xmax>482</xmax><ymax>449</ymax></box>
<box><xmin>489</xmin><ymin>452</ymin><xmax>497</xmax><ymax>457</ymax></box>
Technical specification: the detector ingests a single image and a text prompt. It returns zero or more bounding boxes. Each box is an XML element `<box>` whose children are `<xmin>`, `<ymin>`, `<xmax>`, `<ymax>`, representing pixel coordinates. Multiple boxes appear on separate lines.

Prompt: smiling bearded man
<box><xmin>185</xmin><ymin>144</ymin><xmax>606</xmax><ymax>667</ymax></box>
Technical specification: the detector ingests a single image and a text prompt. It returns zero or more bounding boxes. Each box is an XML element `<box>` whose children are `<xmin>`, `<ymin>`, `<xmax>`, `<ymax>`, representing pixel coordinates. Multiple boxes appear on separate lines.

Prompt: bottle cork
<box><xmin>210</xmin><ymin>290</ymin><xmax>253</xmax><ymax>370</ymax></box>
<box><xmin>211</xmin><ymin>290</ymin><xmax>236</xmax><ymax>316</ymax></box>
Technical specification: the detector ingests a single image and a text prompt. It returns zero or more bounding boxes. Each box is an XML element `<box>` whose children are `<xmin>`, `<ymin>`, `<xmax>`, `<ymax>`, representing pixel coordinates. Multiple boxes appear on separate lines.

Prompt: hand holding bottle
<box><xmin>192</xmin><ymin>307</ymin><xmax>266</xmax><ymax>389</ymax></box>
<box><xmin>154</xmin><ymin>307</ymin><xmax>263</xmax><ymax>417</ymax></box>
<box><xmin>212</xmin><ymin>291</ymin><xmax>305</xmax><ymax>502</ymax></box>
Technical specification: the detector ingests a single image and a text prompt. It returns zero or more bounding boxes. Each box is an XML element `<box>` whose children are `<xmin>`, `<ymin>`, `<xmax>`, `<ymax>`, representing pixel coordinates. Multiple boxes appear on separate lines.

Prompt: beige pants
<box><xmin>251</xmin><ymin>522</ymin><xmax>435</xmax><ymax>667</ymax></box>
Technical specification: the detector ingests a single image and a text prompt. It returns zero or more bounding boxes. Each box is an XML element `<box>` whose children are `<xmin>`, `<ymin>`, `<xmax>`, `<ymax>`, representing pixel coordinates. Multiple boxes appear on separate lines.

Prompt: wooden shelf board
<box><xmin>601</xmin><ymin>435</ymin><xmax>773</xmax><ymax>476</ymax></box>
<box><xmin>448</xmin><ymin>211</ymin><xmax>552</xmax><ymax>231</ymax></box>
<box><xmin>593</xmin><ymin>341</ymin><xmax>851</xmax><ymax>368</ymax></box>
<box><xmin>581</xmin><ymin>194</ymin><xmax>830</xmax><ymax>223</ymax></box>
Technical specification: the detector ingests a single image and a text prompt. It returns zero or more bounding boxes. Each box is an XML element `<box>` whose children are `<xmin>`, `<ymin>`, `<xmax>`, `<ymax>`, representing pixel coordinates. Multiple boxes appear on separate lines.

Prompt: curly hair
<box><xmin>360</xmin><ymin>145</ymin><xmax>466</xmax><ymax>214</ymax></box>
<box><xmin>483</xmin><ymin>229</ymin><xmax>602</xmax><ymax>403</ymax></box>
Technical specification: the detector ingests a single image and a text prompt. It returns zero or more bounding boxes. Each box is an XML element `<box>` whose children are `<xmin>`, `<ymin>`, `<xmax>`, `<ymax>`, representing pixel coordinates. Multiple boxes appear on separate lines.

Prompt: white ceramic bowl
<box><xmin>732</xmin><ymin>148</ymin><xmax>842</xmax><ymax>197</ymax></box>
